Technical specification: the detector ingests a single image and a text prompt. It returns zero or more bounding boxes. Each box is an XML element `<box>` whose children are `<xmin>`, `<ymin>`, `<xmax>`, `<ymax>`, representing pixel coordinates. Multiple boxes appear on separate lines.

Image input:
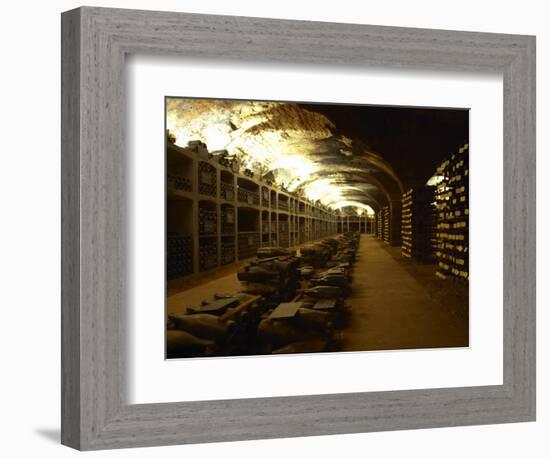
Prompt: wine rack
<box><xmin>166</xmin><ymin>141</ymin><xmax>339</xmax><ymax>281</ymax></box>
<box><xmin>199</xmin><ymin>207</ymin><xmax>217</xmax><ymax>235</ymax></box>
<box><xmin>270</xmin><ymin>191</ymin><xmax>277</xmax><ymax>209</ymax></box>
<box><xmin>376</xmin><ymin>212</ymin><xmax>382</xmax><ymax>239</ymax></box>
<box><xmin>238</xmin><ymin>233</ymin><xmax>260</xmax><ymax>260</ymax></box>
<box><xmin>167</xmin><ymin>174</ymin><xmax>192</xmax><ymax>193</ymax></box>
<box><xmin>261</xmin><ymin>187</ymin><xmax>270</xmax><ymax>207</ymax></box>
<box><xmin>261</xmin><ymin>214</ymin><xmax>270</xmax><ymax>245</ymax></box>
<box><xmin>401</xmin><ymin>186</ymin><xmax>436</xmax><ymax>261</ymax></box>
<box><xmin>221</xmin><ymin>205</ymin><xmax>235</xmax><ymax>234</ymax></box>
<box><xmin>435</xmin><ymin>144</ymin><xmax>469</xmax><ymax>280</ymax></box>
<box><xmin>299</xmin><ymin>223</ymin><xmax>306</xmax><ymax>244</ymax></box>
<box><xmin>278</xmin><ymin>219</ymin><xmax>289</xmax><ymax>247</ymax></box>
<box><xmin>167</xmin><ymin>234</ymin><xmax>193</xmax><ymax>279</ymax></box>
<box><xmin>199</xmin><ymin>238</ymin><xmax>218</xmax><ymax>272</ymax></box>
<box><xmin>382</xmin><ymin>206</ymin><xmax>390</xmax><ymax>243</ymax></box>
<box><xmin>221</xmin><ymin>237</ymin><xmax>236</xmax><ymax>265</ymax></box>
<box><xmin>198</xmin><ymin>161</ymin><xmax>217</xmax><ymax>197</ymax></box>
<box><xmin>261</xmin><ymin>219</ymin><xmax>270</xmax><ymax>234</ymax></box>
<box><xmin>237</xmin><ymin>186</ymin><xmax>260</xmax><ymax>206</ymax></box>
<box><xmin>220</xmin><ymin>181</ymin><xmax>235</xmax><ymax>201</ymax></box>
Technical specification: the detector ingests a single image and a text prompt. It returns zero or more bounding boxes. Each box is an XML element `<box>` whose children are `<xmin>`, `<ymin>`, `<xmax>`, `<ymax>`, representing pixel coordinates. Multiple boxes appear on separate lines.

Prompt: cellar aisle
<box><xmin>342</xmin><ymin>235</ymin><xmax>468</xmax><ymax>351</ymax></box>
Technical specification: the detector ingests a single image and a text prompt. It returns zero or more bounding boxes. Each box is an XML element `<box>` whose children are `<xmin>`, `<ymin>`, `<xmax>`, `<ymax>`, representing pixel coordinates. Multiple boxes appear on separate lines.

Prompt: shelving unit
<box><xmin>337</xmin><ymin>214</ymin><xmax>375</xmax><ymax>234</ymax></box>
<box><xmin>434</xmin><ymin>143</ymin><xmax>469</xmax><ymax>280</ymax></box>
<box><xmin>401</xmin><ymin>186</ymin><xmax>436</xmax><ymax>261</ymax></box>
<box><xmin>376</xmin><ymin>211</ymin><xmax>383</xmax><ymax>239</ymax></box>
<box><xmin>166</xmin><ymin>140</ymin><xmax>339</xmax><ymax>282</ymax></box>
<box><xmin>278</xmin><ymin>213</ymin><xmax>289</xmax><ymax>247</ymax></box>
<box><xmin>382</xmin><ymin>206</ymin><xmax>390</xmax><ymax>243</ymax></box>
<box><xmin>220</xmin><ymin>170</ymin><xmax>235</xmax><ymax>202</ymax></box>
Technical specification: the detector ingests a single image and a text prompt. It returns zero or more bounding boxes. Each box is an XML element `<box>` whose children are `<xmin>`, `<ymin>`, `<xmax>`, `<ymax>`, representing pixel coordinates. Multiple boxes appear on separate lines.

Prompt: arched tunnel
<box><xmin>165</xmin><ymin>98</ymin><xmax>470</xmax><ymax>358</ymax></box>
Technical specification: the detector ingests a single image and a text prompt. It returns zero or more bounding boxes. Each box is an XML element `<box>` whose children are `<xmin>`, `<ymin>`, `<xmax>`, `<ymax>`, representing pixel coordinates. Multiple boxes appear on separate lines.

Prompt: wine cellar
<box><xmin>166</xmin><ymin>99</ymin><xmax>470</xmax><ymax>359</ymax></box>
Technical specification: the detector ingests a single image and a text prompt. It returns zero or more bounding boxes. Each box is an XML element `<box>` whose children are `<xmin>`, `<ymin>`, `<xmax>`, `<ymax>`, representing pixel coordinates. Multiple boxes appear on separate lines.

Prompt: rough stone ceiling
<box><xmin>166</xmin><ymin>98</ymin><xmax>468</xmax><ymax>212</ymax></box>
<box><xmin>166</xmin><ymin>99</ymin><xmax>390</xmax><ymax>212</ymax></box>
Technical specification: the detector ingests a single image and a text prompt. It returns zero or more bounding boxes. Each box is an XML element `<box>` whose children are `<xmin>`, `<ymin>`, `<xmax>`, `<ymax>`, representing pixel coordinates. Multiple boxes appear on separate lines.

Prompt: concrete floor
<box><xmin>342</xmin><ymin>236</ymin><xmax>468</xmax><ymax>351</ymax></box>
<box><xmin>167</xmin><ymin>235</ymin><xmax>469</xmax><ymax>351</ymax></box>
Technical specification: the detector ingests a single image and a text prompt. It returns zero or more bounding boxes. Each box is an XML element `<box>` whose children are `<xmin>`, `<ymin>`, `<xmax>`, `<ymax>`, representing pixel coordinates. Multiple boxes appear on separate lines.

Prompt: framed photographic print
<box><xmin>61</xmin><ymin>6</ymin><xmax>536</xmax><ymax>450</ymax></box>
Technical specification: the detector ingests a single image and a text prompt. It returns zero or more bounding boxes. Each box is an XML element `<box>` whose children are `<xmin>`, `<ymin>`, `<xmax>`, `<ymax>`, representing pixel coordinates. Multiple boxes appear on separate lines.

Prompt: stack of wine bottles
<box><xmin>221</xmin><ymin>237</ymin><xmax>236</xmax><ymax>265</ymax></box>
<box><xmin>198</xmin><ymin>161</ymin><xmax>217</xmax><ymax>197</ymax></box>
<box><xmin>383</xmin><ymin>206</ymin><xmax>390</xmax><ymax>243</ymax></box>
<box><xmin>261</xmin><ymin>187</ymin><xmax>270</xmax><ymax>207</ymax></box>
<box><xmin>167</xmin><ymin>174</ymin><xmax>192</xmax><ymax>193</ymax></box>
<box><xmin>238</xmin><ymin>254</ymin><xmax>301</xmax><ymax>304</ymax></box>
<box><xmin>401</xmin><ymin>186</ymin><xmax>436</xmax><ymax>261</ymax></box>
<box><xmin>199</xmin><ymin>207</ymin><xmax>217</xmax><ymax>235</ymax></box>
<box><xmin>167</xmin><ymin>293</ymin><xmax>267</xmax><ymax>358</ymax></box>
<box><xmin>167</xmin><ymin>233</ymin><xmax>193</xmax><ymax>279</ymax></box>
<box><xmin>187</xmin><ymin>140</ymin><xmax>209</xmax><ymax>159</ymax></box>
<box><xmin>199</xmin><ymin>238</ymin><xmax>217</xmax><ymax>272</ymax></box>
<box><xmin>278</xmin><ymin>220</ymin><xmax>289</xmax><ymax>247</ymax></box>
<box><xmin>220</xmin><ymin>181</ymin><xmax>235</xmax><ymax>201</ymax></box>
<box><xmin>238</xmin><ymin>233</ymin><xmax>260</xmax><ymax>259</ymax></box>
<box><xmin>261</xmin><ymin>218</ymin><xmax>270</xmax><ymax>235</ymax></box>
<box><xmin>237</xmin><ymin>186</ymin><xmax>260</xmax><ymax>205</ymax></box>
<box><xmin>278</xmin><ymin>199</ymin><xmax>289</xmax><ymax>211</ymax></box>
<box><xmin>435</xmin><ymin>143</ymin><xmax>469</xmax><ymax>280</ymax></box>
<box><xmin>221</xmin><ymin>205</ymin><xmax>235</xmax><ymax>234</ymax></box>
<box><xmin>376</xmin><ymin>212</ymin><xmax>383</xmax><ymax>239</ymax></box>
<box><xmin>299</xmin><ymin>222</ymin><xmax>306</xmax><ymax>244</ymax></box>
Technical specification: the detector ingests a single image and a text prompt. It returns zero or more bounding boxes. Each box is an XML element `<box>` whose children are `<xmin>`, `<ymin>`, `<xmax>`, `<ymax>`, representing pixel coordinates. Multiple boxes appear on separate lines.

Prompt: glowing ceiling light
<box><xmin>270</xmin><ymin>155</ymin><xmax>318</xmax><ymax>190</ymax></box>
<box><xmin>427</xmin><ymin>174</ymin><xmax>445</xmax><ymax>186</ymax></box>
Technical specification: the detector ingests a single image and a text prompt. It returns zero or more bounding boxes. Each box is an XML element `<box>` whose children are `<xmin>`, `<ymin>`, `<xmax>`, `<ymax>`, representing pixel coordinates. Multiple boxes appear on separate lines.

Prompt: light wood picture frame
<box><xmin>61</xmin><ymin>6</ymin><xmax>536</xmax><ymax>450</ymax></box>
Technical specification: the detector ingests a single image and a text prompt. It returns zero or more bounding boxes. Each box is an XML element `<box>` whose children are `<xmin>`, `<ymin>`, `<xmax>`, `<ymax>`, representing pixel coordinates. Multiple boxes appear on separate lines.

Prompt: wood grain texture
<box><xmin>60</xmin><ymin>7</ymin><xmax>81</xmax><ymax>449</ymax></box>
<box><xmin>61</xmin><ymin>6</ymin><xmax>536</xmax><ymax>450</ymax></box>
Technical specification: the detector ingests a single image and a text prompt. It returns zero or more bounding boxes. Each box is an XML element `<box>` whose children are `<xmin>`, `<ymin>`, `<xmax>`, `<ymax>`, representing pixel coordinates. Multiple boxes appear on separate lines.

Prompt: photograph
<box><xmin>165</xmin><ymin>97</ymin><xmax>469</xmax><ymax>359</ymax></box>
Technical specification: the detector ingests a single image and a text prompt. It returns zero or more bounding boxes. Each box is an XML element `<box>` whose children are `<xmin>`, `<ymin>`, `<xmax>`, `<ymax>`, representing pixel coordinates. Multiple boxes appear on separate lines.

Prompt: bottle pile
<box><xmin>237</xmin><ymin>186</ymin><xmax>260</xmax><ymax>205</ymax></box>
<box><xmin>258</xmin><ymin>233</ymin><xmax>360</xmax><ymax>354</ymax></box>
<box><xmin>237</xmin><ymin>233</ymin><xmax>260</xmax><ymax>259</ymax></box>
<box><xmin>237</xmin><ymin>255</ymin><xmax>301</xmax><ymax>304</ymax></box>
<box><xmin>221</xmin><ymin>237</ymin><xmax>235</xmax><ymax>265</ymax></box>
<box><xmin>435</xmin><ymin>144</ymin><xmax>469</xmax><ymax>280</ymax></box>
<box><xmin>199</xmin><ymin>238</ymin><xmax>217</xmax><ymax>272</ymax></box>
<box><xmin>167</xmin><ymin>233</ymin><xmax>361</xmax><ymax>358</ymax></box>
<box><xmin>401</xmin><ymin>187</ymin><xmax>436</xmax><ymax>261</ymax></box>
<box><xmin>300</xmin><ymin>244</ymin><xmax>331</xmax><ymax>268</ymax></box>
<box><xmin>167</xmin><ymin>293</ymin><xmax>268</xmax><ymax>358</ymax></box>
<box><xmin>220</xmin><ymin>205</ymin><xmax>235</xmax><ymax>234</ymax></box>
<box><xmin>198</xmin><ymin>161</ymin><xmax>217</xmax><ymax>197</ymax></box>
<box><xmin>167</xmin><ymin>174</ymin><xmax>192</xmax><ymax>193</ymax></box>
<box><xmin>199</xmin><ymin>207</ymin><xmax>217</xmax><ymax>235</ymax></box>
<box><xmin>166</xmin><ymin>233</ymin><xmax>193</xmax><ymax>279</ymax></box>
<box><xmin>220</xmin><ymin>181</ymin><xmax>235</xmax><ymax>201</ymax></box>
<box><xmin>261</xmin><ymin>187</ymin><xmax>270</xmax><ymax>206</ymax></box>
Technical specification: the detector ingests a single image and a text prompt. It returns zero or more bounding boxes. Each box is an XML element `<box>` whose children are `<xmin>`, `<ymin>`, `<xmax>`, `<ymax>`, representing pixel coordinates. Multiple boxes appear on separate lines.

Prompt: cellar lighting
<box><xmin>426</xmin><ymin>174</ymin><xmax>445</xmax><ymax>186</ymax></box>
<box><xmin>167</xmin><ymin>98</ymin><xmax>381</xmax><ymax>213</ymax></box>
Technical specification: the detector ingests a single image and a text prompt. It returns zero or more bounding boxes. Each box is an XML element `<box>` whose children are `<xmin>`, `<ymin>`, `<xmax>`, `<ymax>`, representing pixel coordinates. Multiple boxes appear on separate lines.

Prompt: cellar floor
<box><xmin>167</xmin><ymin>235</ymin><xmax>469</xmax><ymax>352</ymax></box>
<box><xmin>341</xmin><ymin>236</ymin><xmax>468</xmax><ymax>352</ymax></box>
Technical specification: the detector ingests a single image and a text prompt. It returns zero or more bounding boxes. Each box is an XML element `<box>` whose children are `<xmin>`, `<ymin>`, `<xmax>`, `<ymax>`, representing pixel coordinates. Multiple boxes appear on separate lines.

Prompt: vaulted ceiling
<box><xmin>166</xmin><ymin>98</ymin><xmax>468</xmax><ymax>213</ymax></box>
